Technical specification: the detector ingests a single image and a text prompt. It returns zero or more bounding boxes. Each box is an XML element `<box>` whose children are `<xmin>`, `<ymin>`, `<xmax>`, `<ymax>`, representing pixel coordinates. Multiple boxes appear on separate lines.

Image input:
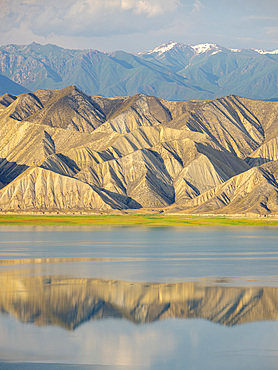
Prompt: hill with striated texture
<box><xmin>0</xmin><ymin>42</ymin><xmax>278</xmax><ymax>100</ymax></box>
<box><xmin>0</xmin><ymin>86</ymin><xmax>278</xmax><ymax>215</ymax></box>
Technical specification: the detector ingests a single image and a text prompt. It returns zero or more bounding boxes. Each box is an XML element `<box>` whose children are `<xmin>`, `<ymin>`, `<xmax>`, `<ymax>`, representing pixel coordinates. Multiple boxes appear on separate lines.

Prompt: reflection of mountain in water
<box><xmin>1</xmin><ymin>272</ymin><xmax>278</xmax><ymax>329</ymax></box>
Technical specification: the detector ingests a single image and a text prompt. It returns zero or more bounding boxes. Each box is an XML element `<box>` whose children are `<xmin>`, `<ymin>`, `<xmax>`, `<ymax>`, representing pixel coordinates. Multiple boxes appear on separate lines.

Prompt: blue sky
<box><xmin>0</xmin><ymin>0</ymin><xmax>278</xmax><ymax>52</ymax></box>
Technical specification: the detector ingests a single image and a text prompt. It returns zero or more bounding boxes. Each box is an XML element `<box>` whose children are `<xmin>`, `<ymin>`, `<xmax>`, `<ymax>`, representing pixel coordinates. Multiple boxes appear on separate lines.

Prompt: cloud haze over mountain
<box><xmin>1</xmin><ymin>0</ymin><xmax>278</xmax><ymax>52</ymax></box>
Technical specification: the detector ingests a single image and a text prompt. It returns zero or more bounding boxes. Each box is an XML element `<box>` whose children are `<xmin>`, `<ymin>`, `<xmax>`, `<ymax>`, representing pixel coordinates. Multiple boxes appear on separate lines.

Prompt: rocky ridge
<box><xmin>0</xmin><ymin>86</ymin><xmax>278</xmax><ymax>215</ymax></box>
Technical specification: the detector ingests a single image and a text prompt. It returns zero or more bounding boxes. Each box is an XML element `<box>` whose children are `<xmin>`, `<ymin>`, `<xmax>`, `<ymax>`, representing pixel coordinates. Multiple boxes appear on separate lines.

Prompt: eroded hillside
<box><xmin>0</xmin><ymin>86</ymin><xmax>278</xmax><ymax>214</ymax></box>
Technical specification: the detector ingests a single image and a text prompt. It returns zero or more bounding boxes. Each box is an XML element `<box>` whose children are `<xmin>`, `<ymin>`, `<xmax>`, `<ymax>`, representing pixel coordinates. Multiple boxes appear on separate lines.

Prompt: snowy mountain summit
<box><xmin>254</xmin><ymin>48</ymin><xmax>278</xmax><ymax>55</ymax></box>
<box><xmin>140</xmin><ymin>41</ymin><xmax>180</xmax><ymax>55</ymax></box>
<box><xmin>141</xmin><ymin>42</ymin><xmax>223</xmax><ymax>56</ymax></box>
<box><xmin>191</xmin><ymin>43</ymin><xmax>220</xmax><ymax>54</ymax></box>
<box><xmin>142</xmin><ymin>42</ymin><xmax>278</xmax><ymax>57</ymax></box>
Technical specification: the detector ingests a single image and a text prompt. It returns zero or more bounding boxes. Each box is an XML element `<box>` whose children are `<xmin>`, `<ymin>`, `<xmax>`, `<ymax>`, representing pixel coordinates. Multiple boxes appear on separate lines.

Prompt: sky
<box><xmin>0</xmin><ymin>0</ymin><xmax>278</xmax><ymax>52</ymax></box>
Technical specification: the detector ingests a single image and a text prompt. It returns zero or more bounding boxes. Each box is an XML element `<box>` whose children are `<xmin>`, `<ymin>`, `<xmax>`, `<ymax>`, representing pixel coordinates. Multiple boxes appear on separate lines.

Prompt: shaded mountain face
<box><xmin>0</xmin><ymin>74</ymin><xmax>30</xmax><ymax>96</ymax></box>
<box><xmin>0</xmin><ymin>86</ymin><xmax>278</xmax><ymax>214</ymax></box>
<box><xmin>0</xmin><ymin>42</ymin><xmax>278</xmax><ymax>100</ymax></box>
<box><xmin>1</xmin><ymin>268</ymin><xmax>278</xmax><ymax>329</ymax></box>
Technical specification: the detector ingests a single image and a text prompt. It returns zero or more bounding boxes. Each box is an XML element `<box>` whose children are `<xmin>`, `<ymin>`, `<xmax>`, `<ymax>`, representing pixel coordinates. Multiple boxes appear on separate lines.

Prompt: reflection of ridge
<box><xmin>0</xmin><ymin>257</ymin><xmax>143</xmax><ymax>265</ymax></box>
<box><xmin>0</xmin><ymin>273</ymin><xmax>278</xmax><ymax>330</ymax></box>
<box><xmin>2</xmin><ymin>252</ymin><xmax>278</xmax><ymax>266</ymax></box>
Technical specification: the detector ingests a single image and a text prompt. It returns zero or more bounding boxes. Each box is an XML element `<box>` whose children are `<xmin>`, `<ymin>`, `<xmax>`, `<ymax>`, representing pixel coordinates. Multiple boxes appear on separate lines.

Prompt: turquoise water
<box><xmin>0</xmin><ymin>226</ymin><xmax>278</xmax><ymax>369</ymax></box>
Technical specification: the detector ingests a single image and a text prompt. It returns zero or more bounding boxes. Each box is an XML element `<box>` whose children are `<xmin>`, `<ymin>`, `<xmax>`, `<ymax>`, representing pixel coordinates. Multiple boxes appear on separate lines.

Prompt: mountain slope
<box><xmin>0</xmin><ymin>166</ymin><xmax>139</xmax><ymax>212</ymax></box>
<box><xmin>171</xmin><ymin>164</ymin><xmax>278</xmax><ymax>215</ymax></box>
<box><xmin>0</xmin><ymin>74</ymin><xmax>29</xmax><ymax>96</ymax></box>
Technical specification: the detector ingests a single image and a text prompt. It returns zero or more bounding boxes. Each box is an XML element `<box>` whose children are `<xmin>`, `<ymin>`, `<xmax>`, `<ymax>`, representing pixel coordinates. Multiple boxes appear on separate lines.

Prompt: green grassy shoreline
<box><xmin>0</xmin><ymin>214</ymin><xmax>278</xmax><ymax>226</ymax></box>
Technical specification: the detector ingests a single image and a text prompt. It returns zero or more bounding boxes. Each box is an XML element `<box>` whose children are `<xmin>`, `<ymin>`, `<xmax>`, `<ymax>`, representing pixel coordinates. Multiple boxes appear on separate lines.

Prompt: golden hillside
<box><xmin>0</xmin><ymin>87</ymin><xmax>278</xmax><ymax>214</ymax></box>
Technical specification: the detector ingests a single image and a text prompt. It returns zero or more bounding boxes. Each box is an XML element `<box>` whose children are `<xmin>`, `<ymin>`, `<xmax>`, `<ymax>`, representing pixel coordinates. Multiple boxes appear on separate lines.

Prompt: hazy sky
<box><xmin>0</xmin><ymin>0</ymin><xmax>278</xmax><ymax>52</ymax></box>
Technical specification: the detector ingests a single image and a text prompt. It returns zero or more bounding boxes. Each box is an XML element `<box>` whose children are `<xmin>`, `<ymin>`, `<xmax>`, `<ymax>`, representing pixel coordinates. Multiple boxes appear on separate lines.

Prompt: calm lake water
<box><xmin>0</xmin><ymin>226</ymin><xmax>278</xmax><ymax>369</ymax></box>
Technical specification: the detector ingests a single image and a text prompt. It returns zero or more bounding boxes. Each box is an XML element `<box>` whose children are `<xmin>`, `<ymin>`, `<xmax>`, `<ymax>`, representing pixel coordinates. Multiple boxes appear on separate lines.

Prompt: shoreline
<box><xmin>0</xmin><ymin>213</ymin><xmax>278</xmax><ymax>226</ymax></box>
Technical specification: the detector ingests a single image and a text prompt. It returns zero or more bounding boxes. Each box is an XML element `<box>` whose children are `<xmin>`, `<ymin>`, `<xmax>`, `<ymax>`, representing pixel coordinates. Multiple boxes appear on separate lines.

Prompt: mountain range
<box><xmin>0</xmin><ymin>42</ymin><xmax>278</xmax><ymax>101</ymax></box>
<box><xmin>1</xmin><ymin>86</ymin><xmax>278</xmax><ymax>215</ymax></box>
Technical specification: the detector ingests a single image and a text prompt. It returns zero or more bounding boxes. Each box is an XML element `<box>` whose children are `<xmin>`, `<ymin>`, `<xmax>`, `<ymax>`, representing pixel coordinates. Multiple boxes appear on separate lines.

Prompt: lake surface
<box><xmin>0</xmin><ymin>226</ymin><xmax>278</xmax><ymax>369</ymax></box>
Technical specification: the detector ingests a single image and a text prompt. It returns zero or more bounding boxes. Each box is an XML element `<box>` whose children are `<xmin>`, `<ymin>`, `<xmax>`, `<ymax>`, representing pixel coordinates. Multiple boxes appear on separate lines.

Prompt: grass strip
<box><xmin>0</xmin><ymin>214</ymin><xmax>278</xmax><ymax>226</ymax></box>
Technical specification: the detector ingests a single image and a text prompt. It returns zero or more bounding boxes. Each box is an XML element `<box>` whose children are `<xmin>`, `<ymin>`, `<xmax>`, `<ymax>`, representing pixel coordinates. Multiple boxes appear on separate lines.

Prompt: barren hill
<box><xmin>0</xmin><ymin>86</ymin><xmax>278</xmax><ymax>215</ymax></box>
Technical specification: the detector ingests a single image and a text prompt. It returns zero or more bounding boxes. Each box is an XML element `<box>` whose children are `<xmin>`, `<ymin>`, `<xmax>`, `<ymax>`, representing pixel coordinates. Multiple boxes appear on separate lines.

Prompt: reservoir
<box><xmin>0</xmin><ymin>226</ymin><xmax>278</xmax><ymax>369</ymax></box>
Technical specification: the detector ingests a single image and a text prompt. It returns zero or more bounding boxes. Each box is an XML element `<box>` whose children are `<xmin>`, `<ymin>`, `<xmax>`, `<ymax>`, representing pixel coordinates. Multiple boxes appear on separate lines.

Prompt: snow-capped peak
<box><xmin>141</xmin><ymin>41</ymin><xmax>179</xmax><ymax>56</ymax></box>
<box><xmin>254</xmin><ymin>48</ymin><xmax>278</xmax><ymax>55</ymax></box>
<box><xmin>138</xmin><ymin>42</ymin><xmax>278</xmax><ymax>58</ymax></box>
<box><xmin>191</xmin><ymin>43</ymin><xmax>219</xmax><ymax>54</ymax></box>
